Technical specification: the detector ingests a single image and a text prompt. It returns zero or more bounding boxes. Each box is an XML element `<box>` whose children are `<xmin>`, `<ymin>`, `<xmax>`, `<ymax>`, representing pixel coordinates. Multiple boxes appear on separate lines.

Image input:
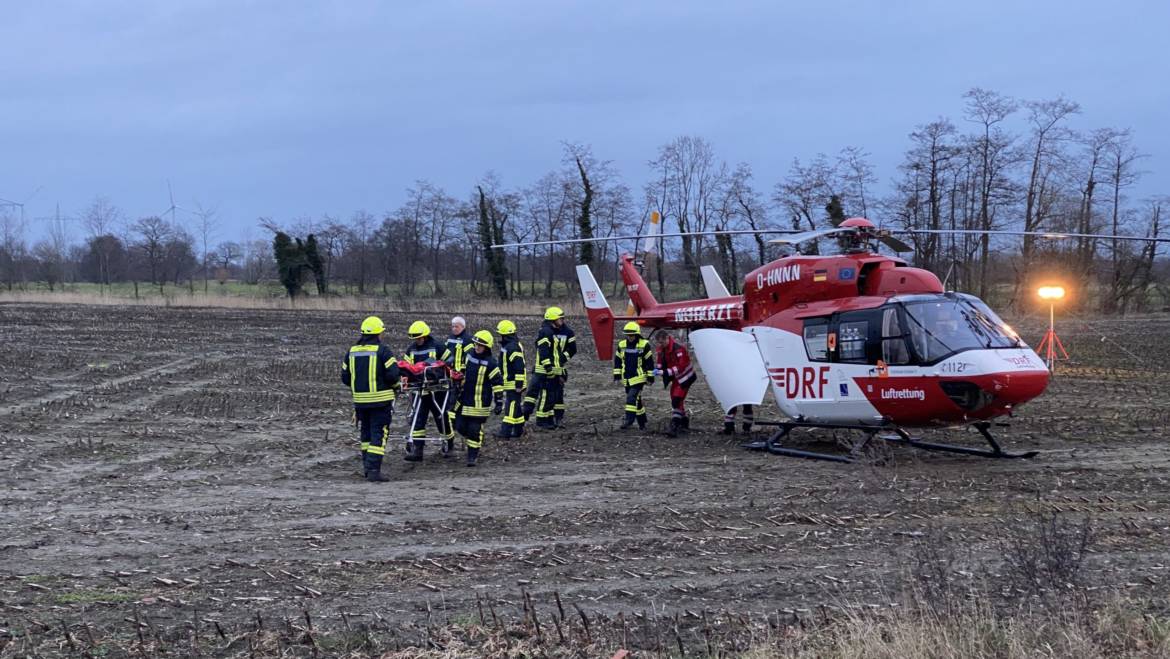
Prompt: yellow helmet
<box><xmin>497</xmin><ymin>319</ymin><xmax>517</xmax><ymax>335</ymax></box>
<box><xmin>408</xmin><ymin>320</ymin><xmax>431</xmax><ymax>338</ymax></box>
<box><xmin>622</xmin><ymin>321</ymin><xmax>641</xmax><ymax>334</ymax></box>
<box><xmin>472</xmin><ymin>330</ymin><xmax>494</xmax><ymax>348</ymax></box>
<box><xmin>544</xmin><ymin>306</ymin><xmax>565</xmax><ymax>321</ymax></box>
<box><xmin>360</xmin><ymin>315</ymin><xmax>385</xmax><ymax>335</ymax></box>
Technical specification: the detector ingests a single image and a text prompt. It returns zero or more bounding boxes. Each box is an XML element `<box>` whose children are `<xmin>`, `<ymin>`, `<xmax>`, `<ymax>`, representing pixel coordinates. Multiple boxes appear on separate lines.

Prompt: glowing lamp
<box><xmin>1037</xmin><ymin>285</ymin><xmax>1065</xmax><ymax>301</ymax></box>
<box><xmin>1035</xmin><ymin>285</ymin><xmax>1069</xmax><ymax>371</ymax></box>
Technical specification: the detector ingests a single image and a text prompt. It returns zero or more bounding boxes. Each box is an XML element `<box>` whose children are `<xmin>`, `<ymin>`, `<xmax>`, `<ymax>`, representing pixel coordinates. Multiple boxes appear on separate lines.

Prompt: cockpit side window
<box><xmin>802</xmin><ymin>318</ymin><xmax>830</xmax><ymax>362</ymax></box>
<box><xmin>881</xmin><ymin>306</ymin><xmax>913</xmax><ymax>365</ymax></box>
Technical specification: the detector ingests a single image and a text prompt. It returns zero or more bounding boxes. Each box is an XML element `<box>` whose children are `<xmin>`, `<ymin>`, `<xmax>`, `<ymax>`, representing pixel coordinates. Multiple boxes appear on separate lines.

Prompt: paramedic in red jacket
<box><xmin>654</xmin><ymin>332</ymin><xmax>696</xmax><ymax>437</ymax></box>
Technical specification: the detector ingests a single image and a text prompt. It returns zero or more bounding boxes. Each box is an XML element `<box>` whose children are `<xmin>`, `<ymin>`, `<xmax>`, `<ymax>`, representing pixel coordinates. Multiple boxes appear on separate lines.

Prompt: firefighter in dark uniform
<box><xmin>402</xmin><ymin>320</ymin><xmax>454</xmax><ymax>461</ymax></box>
<box><xmin>526</xmin><ymin>306</ymin><xmax>573</xmax><ymax>429</ymax></box>
<box><xmin>442</xmin><ymin>316</ymin><xmax>471</xmax><ymax>430</ymax></box>
<box><xmin>340</xmin><ymin>316</ymin><xmax>400</xmax><ymax>482</ymax></box>
<box><xmin>722</xmin><ymin>405</ymin><xmax>755</xmax><ymax>434</ymax></box>
<box><xmin>494</xmin><ymin>319</ymin><xmax>527</xmax><ymax>439</ymax></box>
<box><xmin>614</xmin><ymin>321</ymin><xmax>654</xmax><ymax>430</ymax></box>
<box><xmin>452</xmin><ymin>330</ymin><xmax>504</xmax><ymax>467</ymax></box>
<box><xmin>552</xmin><ymin>310</ymin><xmax>577</xmax><ymax>427</ymax></box>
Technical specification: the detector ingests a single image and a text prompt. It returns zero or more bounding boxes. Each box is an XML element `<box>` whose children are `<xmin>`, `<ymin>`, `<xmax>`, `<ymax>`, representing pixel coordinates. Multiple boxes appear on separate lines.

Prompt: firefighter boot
<box><xmin>466</xmin><ymin>447</ymin><xmax>479</xmax><ymax>467</ymax></box>
<box><xmin>512</xmin><ymin>423</ymin><xmax>526</xmax><ymax>439</ymax></box>
<box><xmin>365</xmin><ymin>455</ymin><xmax>390</xmax><ymax>482</ymax></box>
<box><xmin>637</xmin><ymin>414</ymin><xmax>647</xmax><ymax>431</ymax></box>
<box><xmin>404</xmin><ymin>440</ymin><xmax>424</xmax><ymax>462</ymax></box>
<box><xmin>620</xmin><ymin>412</ymin><xmax>635</xmax><ymax>430</ymax></box>
<box><xmin>721</xmin><ymin>421</ymin><xmax>735</xmax><ymax>435</ymax></box>
<box><xmin>743</xmin><ymin>423</ymin><xmax>753</xmax><ymax>434</ymax></box>
<box><xmin>681</xmin><ymin>415</ymin><xmax>690</xmax><ymax>431</ymax></box>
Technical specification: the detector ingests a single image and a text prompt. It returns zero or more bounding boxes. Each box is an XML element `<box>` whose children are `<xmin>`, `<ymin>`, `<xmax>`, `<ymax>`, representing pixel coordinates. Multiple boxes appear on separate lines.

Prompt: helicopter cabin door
<box><xmin>745</xmin><ymin>322</ymin><xmax>838</xmax><ymax>422</ymax></box>
<box><xmin>806</xmin><ymin>304</ymin><xmax>916</xmax><ymax>425</ymax></box>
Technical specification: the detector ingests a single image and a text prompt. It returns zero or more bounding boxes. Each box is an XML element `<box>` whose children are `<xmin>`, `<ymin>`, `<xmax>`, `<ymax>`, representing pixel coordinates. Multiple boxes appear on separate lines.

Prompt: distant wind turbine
<box><xmin>159</xmin><ymin>180</ymin><xmax>191</xmax><ymax>223</ymax></box>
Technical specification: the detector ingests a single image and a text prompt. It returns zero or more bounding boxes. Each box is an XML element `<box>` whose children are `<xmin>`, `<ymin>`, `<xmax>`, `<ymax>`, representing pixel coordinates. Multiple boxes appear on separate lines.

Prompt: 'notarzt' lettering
<box><xmin>756</xmin><ymin>264</ymin><xmax>801</xmax><ymax>289</ymax></box>
<box><xmin>673</xmin><ymin>303</ymin><xmax>738</xmax><ymax>323</ymax></box>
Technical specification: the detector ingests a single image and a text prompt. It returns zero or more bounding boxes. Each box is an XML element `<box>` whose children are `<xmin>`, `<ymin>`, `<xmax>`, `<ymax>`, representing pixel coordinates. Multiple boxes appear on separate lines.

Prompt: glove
<box><xmin>647</xmin><ymin>376</ymin><xmax>655</xmax><ymax>386</ymax></box>
<box><xmin>652</xmin><ymin>368</ymin><xmax>663</xmax><ymax>377</ymax></box>
<box><xmin>492</xmin><ymin>396</ymin><xmax>503</xmax><ymax>415</ymax></box>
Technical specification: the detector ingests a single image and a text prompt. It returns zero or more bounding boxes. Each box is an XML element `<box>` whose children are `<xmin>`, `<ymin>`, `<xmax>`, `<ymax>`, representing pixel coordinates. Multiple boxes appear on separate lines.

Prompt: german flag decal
<box><xmin>813</xmin><ymin>269</ymin><xmax>828</xmax><ymax>282</ymax></box>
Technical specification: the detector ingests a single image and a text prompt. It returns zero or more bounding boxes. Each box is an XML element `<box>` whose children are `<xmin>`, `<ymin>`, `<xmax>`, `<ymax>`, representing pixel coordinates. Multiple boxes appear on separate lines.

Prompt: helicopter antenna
<box><xmin>941</xmin><ymin>261</ymin><xmax>956</xmax><ymax>291</ymax></box>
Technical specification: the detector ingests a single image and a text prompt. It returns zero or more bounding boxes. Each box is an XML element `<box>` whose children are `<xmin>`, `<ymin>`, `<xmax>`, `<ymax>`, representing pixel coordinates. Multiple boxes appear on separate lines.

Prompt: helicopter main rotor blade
<box><xmin>491</xmin><ymin>228</ymin><xmax>800</xmax><ymax>250</ymax></box>
<box><xmin>878</xmin><ymin>233</ymin><xmax>914</xmax><ymax>253</ymax></box>
<box><xmin>766</xmin><ymin>227</ymin><xmax>853</xmax><ymax>245</ymax></box>
<box><xmin>897</xmin><ymin>228</ymin><xmax>1170</xmax><ymax>243</ymax></box>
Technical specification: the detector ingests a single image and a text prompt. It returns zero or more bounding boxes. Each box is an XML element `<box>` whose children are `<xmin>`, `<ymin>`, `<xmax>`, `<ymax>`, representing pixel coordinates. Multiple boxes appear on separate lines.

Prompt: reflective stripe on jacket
<box><xmin>499</xmin><ymin>337</ymin><xmax>526</xmax><ymax>389</ymax></box>
<box><xmin>442</xmin><ymin>330</ymin><xmax>471</xmax><ymax>372</ymax></box>
<box><xmin>403</xmin><ymin>337</ymin><xmax>442</xmax><ymax>365</ymax></box>
<box><xmin>613</xmin><ymin>337</ymin><xmax>654</xmax><ymax>386</ymax></box>
<box><xmin>458</xmin><ymin>351</ymin><xmax>504</xmax><ymax>417</ymax></box>
<box><xmin>341</xmin><ymin>338</ymin><xmax>400</xmax><ymax>406</ymax></box>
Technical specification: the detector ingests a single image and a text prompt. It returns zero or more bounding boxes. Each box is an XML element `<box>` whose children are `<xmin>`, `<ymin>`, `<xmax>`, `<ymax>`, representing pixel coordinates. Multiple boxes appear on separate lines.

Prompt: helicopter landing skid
<box><xmin>742</xmin><ymin>421</ymin><xmax>1037</xmax><ymax>462</ymax></box>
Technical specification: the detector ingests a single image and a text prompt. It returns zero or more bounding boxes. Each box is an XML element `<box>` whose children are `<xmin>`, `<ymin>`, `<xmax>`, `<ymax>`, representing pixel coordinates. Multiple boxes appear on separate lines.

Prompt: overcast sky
<box><xmin>2</xmin><ymin>0</ymin><xmax>1167</xmax><ymax>242</ymax></box>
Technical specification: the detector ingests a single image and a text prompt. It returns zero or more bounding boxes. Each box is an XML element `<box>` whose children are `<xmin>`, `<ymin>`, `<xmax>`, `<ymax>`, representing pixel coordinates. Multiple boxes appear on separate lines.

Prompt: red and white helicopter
<box><xmin>496</xmin><ymin>216</ymin><xmax>1167</xmax><ymax>462</ymax></box>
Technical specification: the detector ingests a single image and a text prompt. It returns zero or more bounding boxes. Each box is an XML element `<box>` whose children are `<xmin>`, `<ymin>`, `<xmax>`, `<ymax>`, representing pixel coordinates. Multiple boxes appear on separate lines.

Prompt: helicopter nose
<box><xmin>992</xmin><ymin>370</ymin><xmax>1051</xmax><ymax>406</ymax></box>
<box><xmin>940</xmin><ymin>371</ymin><xmax>1050</xmax><ymax>413</ymax></box>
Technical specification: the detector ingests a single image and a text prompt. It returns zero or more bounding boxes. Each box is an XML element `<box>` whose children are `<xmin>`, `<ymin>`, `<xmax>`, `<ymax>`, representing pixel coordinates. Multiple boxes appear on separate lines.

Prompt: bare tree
<box><xmin>1011</xmin><ymin>96</ymin><xmax>1080</xmax><ymax>307</ymax></box>
<box><xmin>1101</xmin><ymin>130</ymin><xmax>1146</xmax><ymax>312</ymax></box>
<box><xmin>837</xmin><ymin>146</ymin><xmax>877</xmax><ymax>219</ymax></box>
<box><xmin>648</xmin><ymin>136</ymin><xmax>727</xmax><ymax>296</ymax></box>
<box><xmin>213</xmin><ymin>240</ymin><xmax>243</xmax><ymax>284</ymax></box>
<box><xmin>523</xmin><ymin>171</ymin><xmax>573</xmax><ymax>297</ymax></box>
<box><xmin>890</xmin><ymin>120</ymin><xmax>959</xmax><ymax>271</ymax></box>
<box><xmin>242</xmin><ymin>238</ymin><xmax>273</xmax><ymax>285</ymax></box>
<box><xmin>347</xmin><ymin>211</ymin><xmax>375</xmax><ymax>294</ymax></box>
<box><xmin>721</xmin><ymin>164</ymin><xmax>769</xmax><ymax>270</ymax></box>
<box><xmin>0</xmin><ymin>210</ymin><xmax>27</xmax><ymax>291</ymax></box>
<box><xmin>193</xmin><ymin>202</ymin><xmax>219</xmax><ymax>294</ymax></box>
<box><xmin>132</xmin><ymin>216</ymin><xmax>173</xmax><ymax>294</ymax></box>
<box><xmin>1072</xmin><ymin>128</ymin><xmax>1121</xmax><ymax>293</ymax></box>
<box><xmin>81</xmin><ymin>196</ymin><xmax>122</xmax><ymax>290</ymax></box>
<box><xmin>963</xmin><ymin>87</ymin><xmax>1019</xmax><ymax>298</ymax></box>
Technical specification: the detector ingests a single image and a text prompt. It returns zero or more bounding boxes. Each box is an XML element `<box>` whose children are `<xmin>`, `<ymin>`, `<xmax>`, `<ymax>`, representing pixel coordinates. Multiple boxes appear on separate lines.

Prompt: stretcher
<box><xmin>397</xmin><ymin>360</ymin><xmax>459</xmax><ymax>456</ymax></box>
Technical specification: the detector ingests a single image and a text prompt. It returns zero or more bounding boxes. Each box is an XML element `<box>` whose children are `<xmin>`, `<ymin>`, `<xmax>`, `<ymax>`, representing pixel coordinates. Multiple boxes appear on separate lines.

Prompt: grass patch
<box><xmin>54</xmin><ymin>589</ymin><xmax>137</xmax><ymax>605</ymax></box>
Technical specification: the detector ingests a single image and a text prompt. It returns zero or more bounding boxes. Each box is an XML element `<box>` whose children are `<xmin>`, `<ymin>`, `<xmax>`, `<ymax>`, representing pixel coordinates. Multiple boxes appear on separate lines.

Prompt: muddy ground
<box><xmin>1</xmin><ymin>303</ymin><xmax>1169</xmax><ymax>652</ymax></box>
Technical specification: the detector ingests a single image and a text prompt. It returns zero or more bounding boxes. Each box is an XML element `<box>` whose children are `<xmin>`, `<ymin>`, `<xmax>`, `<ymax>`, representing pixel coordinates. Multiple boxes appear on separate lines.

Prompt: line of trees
<box><xmin>2</xmin><ymin>94</ymin><xmax>1167</xmax><ymax>311</ymax></box>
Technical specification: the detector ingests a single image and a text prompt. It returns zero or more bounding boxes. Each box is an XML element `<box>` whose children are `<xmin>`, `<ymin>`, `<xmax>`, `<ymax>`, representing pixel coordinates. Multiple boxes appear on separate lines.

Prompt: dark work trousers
<box><xmin>356</xmin><ymin>404</ymin><xmax>393</xmax><ymax>456</ymax></box>
<box><xmin>500</xmin><ymin>389</ymin><xmax>525</xmax><ymax>437</ymax></box>
<box><xmin>623</xmin><ymin>383</ymin><xmax>647</xmax><ymax>428</ymax></box>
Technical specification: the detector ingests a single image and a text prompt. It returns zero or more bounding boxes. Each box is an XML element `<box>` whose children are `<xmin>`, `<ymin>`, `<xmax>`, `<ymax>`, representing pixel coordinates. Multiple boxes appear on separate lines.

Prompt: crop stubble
<box><xmin>1</xmin><ymin>304</ymin><xmax>1168</xmax><ymax>644</ymax></box>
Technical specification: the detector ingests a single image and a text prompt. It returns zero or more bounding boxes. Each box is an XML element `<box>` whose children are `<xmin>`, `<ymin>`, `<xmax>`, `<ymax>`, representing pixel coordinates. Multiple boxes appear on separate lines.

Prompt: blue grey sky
<box><xmin>3</xmin><ymin>0</ymin><xmax>1167</xmax><ymax>241</ymax></box>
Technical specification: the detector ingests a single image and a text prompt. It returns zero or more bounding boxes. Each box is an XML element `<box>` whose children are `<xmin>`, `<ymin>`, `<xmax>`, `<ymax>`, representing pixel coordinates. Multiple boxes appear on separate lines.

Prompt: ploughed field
<box><xmin>1</xmin><ymin>303</ymin><xmax>1169</xmax><ymax>653</ymax></box>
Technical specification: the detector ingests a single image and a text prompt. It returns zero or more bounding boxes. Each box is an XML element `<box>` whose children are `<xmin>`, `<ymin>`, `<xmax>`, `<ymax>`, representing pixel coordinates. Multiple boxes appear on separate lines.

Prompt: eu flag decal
<box><xmin>839</xmin><ymin>267</ymin><xmax>856</xmax><ymax>281</ymax></box>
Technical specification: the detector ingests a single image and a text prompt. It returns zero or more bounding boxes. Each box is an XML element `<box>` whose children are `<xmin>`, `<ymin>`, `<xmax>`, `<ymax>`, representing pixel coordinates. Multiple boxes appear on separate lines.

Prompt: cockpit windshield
<box><xmin>899</xmin><ymin>294</ymin><xmax>1021</xmax><ymax>362</ymax></box>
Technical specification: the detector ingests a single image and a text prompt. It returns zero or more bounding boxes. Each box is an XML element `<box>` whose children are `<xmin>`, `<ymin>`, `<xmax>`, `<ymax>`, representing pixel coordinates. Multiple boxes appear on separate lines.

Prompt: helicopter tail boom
<box><xmin>619</xmin><ymin>253</ymin><xmax>660</xmax><ymax>314</ymax></box>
